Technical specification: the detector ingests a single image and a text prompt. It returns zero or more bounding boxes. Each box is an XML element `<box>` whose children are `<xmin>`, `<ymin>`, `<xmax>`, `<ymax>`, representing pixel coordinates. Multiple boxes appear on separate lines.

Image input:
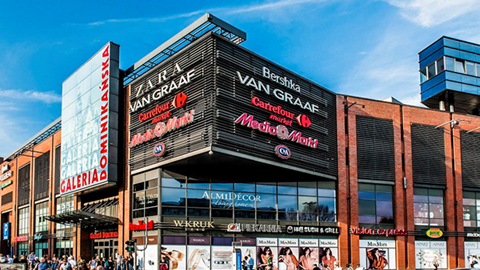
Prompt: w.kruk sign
<box><xmin>60</xmin><ymin>42</ymin><xmax>120</xmax><ymax>194</ymax></box>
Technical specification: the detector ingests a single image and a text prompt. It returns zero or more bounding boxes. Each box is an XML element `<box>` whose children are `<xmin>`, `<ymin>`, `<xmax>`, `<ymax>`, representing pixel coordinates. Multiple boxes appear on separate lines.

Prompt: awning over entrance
<box><xmin>45</xmin><ymin>197</ymin><xmax>119</xmax><ymax>229</ymax></box>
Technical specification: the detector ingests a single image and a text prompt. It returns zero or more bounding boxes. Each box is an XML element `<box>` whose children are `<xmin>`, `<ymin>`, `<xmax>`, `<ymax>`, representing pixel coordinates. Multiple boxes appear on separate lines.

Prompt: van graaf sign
<box><xmin>173</xmin><ymin>220</ymin><xmax>214</xmax><ymax>231</ymax></box>
<box><xmin>129</xmin><ymin>63</ymin><xmax>196</xmax><ymax>113</ymax></box>
<box><xmin>203</xmin><ymin>191</ymin><xmax>260</xmax><ymax>209</ymax></box>
<box><xmin>237</xmin><ymin>71</ymin><xmax>320</xmax><ymax>114</ymax></box>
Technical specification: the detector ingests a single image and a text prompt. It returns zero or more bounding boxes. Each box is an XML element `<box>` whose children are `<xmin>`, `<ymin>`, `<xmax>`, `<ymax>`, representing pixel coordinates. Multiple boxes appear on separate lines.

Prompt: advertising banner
<box><xmin>415</xmin><ymin>241</ymin><xmax>447</xmax><ymax>269</ymax></box>
<box><xmin>464</xmin><ymin>242</ymin><xmax>480</xmax><ymax>268</ymax></box>
<box><xmin>359</xmin><ymin>240</ymin><xmax>396</xmax><ymax>270</ymax></box>
<box><xmin>162</xmin><ymin>245</ymin><xmax>186</xmax><ymax>270</ymax></box>
<box><xmin>60</xmin><ymin>42</ymin><xmax>119</xmax><ymax>194</ymax></box>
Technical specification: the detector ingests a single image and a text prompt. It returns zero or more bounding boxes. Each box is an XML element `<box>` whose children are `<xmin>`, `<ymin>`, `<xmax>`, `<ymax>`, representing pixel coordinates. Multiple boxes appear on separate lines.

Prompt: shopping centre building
<box><xmin>1</xmin><ymin>14</ymin><xmax>480</xmax><ymax>270</ymax></box>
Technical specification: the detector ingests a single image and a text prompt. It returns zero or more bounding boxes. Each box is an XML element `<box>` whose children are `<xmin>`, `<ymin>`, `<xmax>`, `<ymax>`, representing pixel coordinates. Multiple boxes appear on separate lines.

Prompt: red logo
<box><xmin>296</xmin><ymin>114</ymin><xmax>311</xmax><ymax>128</ymax></box>
<box><xmin>172</xmin><ymin>92</ymin><xmax>188</xmax><ymax>109</ymax></box>
<box><xmin>129</xmin><ymin>220</ymin><xmax>155</xmax><ymax>231</ymax></box>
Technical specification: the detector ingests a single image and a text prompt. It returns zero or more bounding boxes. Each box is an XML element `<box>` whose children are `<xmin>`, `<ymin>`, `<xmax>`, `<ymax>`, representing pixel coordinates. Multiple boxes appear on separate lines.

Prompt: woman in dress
<box><xmin>321</xmin><ymin>248</ymin><xmax>337</xmax><ymax>270</ymax></box>
<box><xmin>299</xmin><ymin>248</ymin><xmax>316</xmax><ymax>270</ymax></box>
<box><xmin>279</xmin><ymin>247</ymin><xmax>299</xmax><ymax>270</ymax></box>
<box><xmin>259</xmin><ymin>247</ymin><xmax>276</xmax><ymax>270</ymax></box>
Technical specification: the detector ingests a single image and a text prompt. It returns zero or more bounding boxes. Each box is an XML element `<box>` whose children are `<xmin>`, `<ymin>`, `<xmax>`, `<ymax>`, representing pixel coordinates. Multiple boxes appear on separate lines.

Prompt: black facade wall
<box><xmin>128</xmin><ymin>33</ymin><xmax>337</xmax><ymax>179</ymax></box>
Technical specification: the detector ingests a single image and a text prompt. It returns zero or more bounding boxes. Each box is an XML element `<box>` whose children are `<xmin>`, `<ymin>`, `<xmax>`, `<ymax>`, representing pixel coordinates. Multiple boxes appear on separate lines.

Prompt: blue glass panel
<box><xmin>278</xmin><ymin>195</ymin><xmax>297</xmax><ymax>211</ymax></box>
<box><xmin>256</xmin><ymin>193</ymin><xmax>276</xmax><ymax>211</ymax></box>
<box><xmin>161</xmin><ymin>188</ymin><xmax>186</xmax><ymax>206</ymax></box>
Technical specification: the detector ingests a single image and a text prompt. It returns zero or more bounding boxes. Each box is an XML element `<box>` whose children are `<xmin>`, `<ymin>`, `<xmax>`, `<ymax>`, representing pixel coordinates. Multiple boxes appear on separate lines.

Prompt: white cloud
<box><xmin>0</xmin><ymin>89</ymin><xmax>61</xmax><ymax>103</ymax></box>
<box><xmin>385</xmin><ymin>0</ymin><xmax>480</xmax><ymax>27</ymax></box>
<box><xmin>72</xmin><ymin>0</ymin><xmax>329</xmax><ymax>26</ymax></box>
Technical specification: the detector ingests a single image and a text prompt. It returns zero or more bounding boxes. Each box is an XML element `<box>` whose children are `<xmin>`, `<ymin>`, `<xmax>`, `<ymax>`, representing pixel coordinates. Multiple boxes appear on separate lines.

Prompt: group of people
<box><xmin>0</xmin><ymin>252</ymin><xmax>135</xmax><ymax>270</ymax></box>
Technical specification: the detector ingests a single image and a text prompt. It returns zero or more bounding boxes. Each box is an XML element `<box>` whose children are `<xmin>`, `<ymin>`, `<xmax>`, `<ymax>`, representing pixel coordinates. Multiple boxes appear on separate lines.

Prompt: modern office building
<box><xmin>419</xmin><ymin>36</ymin><xmax>480</xmax><ymax>114</ymax></box>
<box><xmin>1</xmin><ymin>13</ymin><xmax>480</xmax><ymax>270</ymax></box>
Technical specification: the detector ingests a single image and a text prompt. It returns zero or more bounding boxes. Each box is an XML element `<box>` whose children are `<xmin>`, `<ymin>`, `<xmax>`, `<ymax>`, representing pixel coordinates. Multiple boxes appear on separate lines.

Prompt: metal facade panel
<box><xmin>128</xmin><ymin>34</ymin><xmax>337</xmax><ymax>178</ymax></box>
<box><xmin>34</xmin><ymin>151</ymin><xmax>50</xmax><ymax>201</ymax></box>
<box><xmin>55</xmin><ymin>146</ymin><xmax>61</xmax><ymax>195</ymax></box>
<box><xmin>411</xmin><ymin>123</ymin><xmax>446</xmax><ymax>185</ymax></box>
<box><xmin>461</xmin><ymin>131</ymin><xmax>480</xmax><ymax>189</ymax></box>
<box><xmin>18</xmin><ymin>164</ymin><xmax>30</xmax><ymax>206</ymax></box>
<box><xmin>213</xmin><ymin>37</ymin><xmax>337</xmax><ymax>176</ymax></box>
<box><xmin>356</xmin><ymin>116</ymin><xmax>395</xmax><ymax>182</ymax></box>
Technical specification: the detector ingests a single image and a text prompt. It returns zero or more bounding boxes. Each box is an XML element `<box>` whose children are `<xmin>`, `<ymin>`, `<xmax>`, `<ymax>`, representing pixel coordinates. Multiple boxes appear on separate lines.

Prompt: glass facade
<box><xmin>18</xmin><ymin>207</ymin><xmax>29</xmax><ymax>236</ymax></box>
<box><xmin>56</xmin><ymin>196</ymin><xmax>74</xmax><ymax>230</ymax></box>
<box><xmin>35</xmin><ymin>201</ymin><xmax>49</xmax><ymax>233</ymax></box>
<box><xmin>18</xmin><ymin>242</ymin><xmax>28</xmax><ymax>257</ymax></box>
<box><xmin>358</xmin><ymin>184</ymin><xmax>394</xmax><ymax>225</ymax></box>
<box><xmin>420</xmin><ymin>56</ymin><xmax>480</xmax><ymax>84</ymax></box>
<box><xmin>157</xmin><ymin>170</ymin><xmax>336</xmax><ymax>222</ymax></box>
<box><xmin>463</xmin><ymin>191</ymin><xmax>480</xmax><ymax>228</ymax></box>
<box><xmin>413</xmin><ymin>188</ymin><xmax>444</xmax><ymax>227</ymax></box>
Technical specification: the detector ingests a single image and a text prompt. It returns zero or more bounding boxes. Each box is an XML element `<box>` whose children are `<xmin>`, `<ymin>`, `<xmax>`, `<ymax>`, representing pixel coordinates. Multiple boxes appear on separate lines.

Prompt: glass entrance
<box><xmin>93</xmin><ymin>239</ymin><xmax>118</xmax><ymax>259</ymax></box>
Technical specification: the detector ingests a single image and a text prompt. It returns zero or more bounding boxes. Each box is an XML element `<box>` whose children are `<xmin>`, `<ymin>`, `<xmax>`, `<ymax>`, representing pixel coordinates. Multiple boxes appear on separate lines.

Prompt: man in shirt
<box><xmin>247</xmin><ymin>254</ymin><xmax>254</xmax><ymax>270</ymax></box>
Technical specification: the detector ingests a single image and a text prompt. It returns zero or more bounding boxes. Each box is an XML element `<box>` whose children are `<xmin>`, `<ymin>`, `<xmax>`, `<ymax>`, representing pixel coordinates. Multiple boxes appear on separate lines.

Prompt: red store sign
<box><xmin>90</xmin><ymin>232</ymin><xmax>118</xmax><ymax>239</ymax></box>
<box><xmin>349</xmin><ymin>227</ymin><xmax>407</xmax><ymax>237</ymax></box>
<box><xmin>14</xmin><ymin>236</ymin><xmax>28</xmax><ymax>242</ymax></box>
<box><xmin>129</xmin><ymin>220</ymin><xmax>155</xmax><ymax>231</ymax></box>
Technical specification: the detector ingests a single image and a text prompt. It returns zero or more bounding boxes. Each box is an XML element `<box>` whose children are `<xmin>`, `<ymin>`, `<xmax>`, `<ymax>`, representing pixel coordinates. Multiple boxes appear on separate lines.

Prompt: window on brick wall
<box><xmin>358</xmin><ymin>184</ymin><xmax>394</xmax><ymax>225</ymax></box>
<box><xmin>18</xmin><ymin>207</ymin><xmax>29</xmax><ymax>236</ymax></box>
<box><xmin>463</xmin><ymin>191</ymin><xmax>480</xmax><ymax>228</ymax></box>
<box><xmin>413</xmin><ymin>188</ymin><xmax>444</xmax><ymax>227</ymax></box>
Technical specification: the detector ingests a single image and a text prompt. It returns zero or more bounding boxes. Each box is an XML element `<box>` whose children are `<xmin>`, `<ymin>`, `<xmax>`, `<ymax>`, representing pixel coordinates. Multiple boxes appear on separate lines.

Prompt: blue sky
<box><xmin>1</xmin><ymin>0</ymin><xmax>480</xmax><ymax>157</ymax></box>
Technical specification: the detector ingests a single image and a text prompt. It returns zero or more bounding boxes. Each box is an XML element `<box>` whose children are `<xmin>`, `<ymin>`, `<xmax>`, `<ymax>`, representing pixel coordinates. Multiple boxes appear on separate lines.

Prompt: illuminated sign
<box><xmin>138</xmin><ymin>92</ymin><xmax>189</xmax><ymax>124</ymax></box>
<box><xmin>235</xmin><ymin>113</ymin><xmax>318</xmax><ymax>149</ymax></box>
<box><xmin>262</xmin><ymin>67</ymin><xmax>301</xmax><ymax>93</ymax></box>
<box><xmin>0</xmin><ymin>180</ymin><xmax>12</xmax><ymax>190</ymax></box>
<box><xmin>153</xmin><ymin>143</ymin><xmax>166</xmax><ymax>157</ymax></box>
<box><xmin>275</xmin><ymin>145</ymin><xmax>291</xmax><ymax>159</ymax></box>
<box><xmin>90</xmin><ymin>232</ymin><xmax>118</xmax><ymax>239</ymax></box>
<box><xmin>34</xmin><ymin>234</ymin><xmax>43</xmax><ymax>240</ymax></box>
<box><xmin>173</xmin><ymin>220</ymin><xmax>214</xmax><ymax>231</ymax></box>
<box><xmin>129</xmin><ymin>220</ymin><xmax>155</xmax><ymax>231</ymax></box>
<box><xmin>0</xmin><ymin>171</ymin><xmax>12</xmax><ymax>181</ymax></box>
<box><xmin>466</xmin><ymin>232</ymin><xmax>480</xmax><ymax>237</ymax></box>
<box><xmin>129</xmin><ymin>110</ymin><xmax>195</xmax><ymax>148</ymax></box>
<box><xmin>350</xmin><ymin>227</ymin><xmax>407</xmax><ymax>237</ymax></box>
<box><xmin>203</xmin><ymin>191</ymin><xmax>260</xmax><ymax>209</ymax></box>
<box><xmin>1</xmin><ymin>165</ymin><xmax>10</xmax><ymax>174</ymax></box>
<box><xmin>237</xmin><ymin>71</ymin><xmax>319</xmax><ymax>113</ymax></box>
<box><xmin>60</xmin><ymin>42</ymin><xmax>120</xmax><ymax>194</ymax></box>
<box><xmin>426</xmin><ymin>228</ymin><xmax>443</xmax><ymax>238</ymax></box>
<box><xmin>130</xmin><ymin>63</ymin><xmax>195</xmax><ymax>113</ymax></box>
<box><xmin>227</xmin><ymin>223</ymin><xmax>282</xmax><ymax>233</ymax></box>
<box><xmin>286</xmin><ymin>225</ymin><xmax>339</xmax><ymax>235</ymax></box>
<box><xmin>14</xmin><ymin>236</ymin><xmax>28</xmax><ymax>242</ymax></box>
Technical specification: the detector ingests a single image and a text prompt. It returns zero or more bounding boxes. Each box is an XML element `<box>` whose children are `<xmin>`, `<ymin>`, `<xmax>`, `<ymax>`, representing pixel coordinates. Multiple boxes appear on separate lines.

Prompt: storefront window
<box><xmin>18</xmin><ymin>207</ymin><xmax>29</xmax><ymax>235</ymax></box>
<box><xmin>133</xmin><ymin>176</ymin><xmax>158</xmax><ymax>218</ymax></box>
<box><xmin>158</xmin><ymin>173</ymin><xmax>336</xmax><ymax>222</ymax></box>
<box><xmin>414</xmin><ymin>188</ymin><xmax>444</xmax><ymax>227</ymax></box>
<box><xmin>35</xmin><ymin>241</ymin><xmax>48</xmax><ymax>258</ymax></box>
<box><xmin>35</xmin><ymin>201</ymin><xmax>49</xmax><ymax>233</ymax></box>
<box><xmin>358</xmin><ymin>184</ymin><xmax>394</xmax><ymax>224</ymax></box>
<box><xmin>463</xmin><ymin>191</ymin><xmax>480</xmax><ymax>228</ymax></box>
<box><xmin>55</xmin><ymin>239</ymin><xmax>73</xmax><ymax>257</ymax></box>
<box><xmin>18</xmin><ymin>242</ymin><xmax>28</xmax><ymax>257</ymax></box>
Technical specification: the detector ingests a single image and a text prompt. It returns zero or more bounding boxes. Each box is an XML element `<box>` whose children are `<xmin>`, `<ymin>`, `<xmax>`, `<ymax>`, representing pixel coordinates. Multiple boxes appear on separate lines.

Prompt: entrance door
<box><xmin>93</xmin><ymin>239</ymin><xmax>118</xmax><ymax>259</ymax></box>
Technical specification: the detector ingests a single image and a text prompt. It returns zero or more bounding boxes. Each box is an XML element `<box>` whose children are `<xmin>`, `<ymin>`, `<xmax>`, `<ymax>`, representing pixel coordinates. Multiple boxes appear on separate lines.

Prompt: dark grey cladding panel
<box><xmin>461</xmin><ymin>131</ymin><xmax>480</xmax><ymax>189</ymax></box>
<box><xmin>356</xmin><ymin>116</ymin><xmax>395</xmax><ymax>182</ymax></box>
<box><xmin>212</xmin><ymin>37</ymin><xmax>337</xmax><ymax>177</ymax></box>
<box><xmin>128</xmin><ymin>34</ymin><xmax>337</xmax><ymax>178</ymax></box>
<box><xmin>411</xmin><ymin>123</ymin><xmax>446</xmax><ymax>185</ymax></box>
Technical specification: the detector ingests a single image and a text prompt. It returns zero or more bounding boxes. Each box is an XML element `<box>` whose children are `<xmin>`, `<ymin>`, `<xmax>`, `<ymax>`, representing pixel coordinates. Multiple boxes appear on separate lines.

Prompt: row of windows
<box><xmin>420</xmin><ymin>56</ymin><xmax>480</xmax><ymax>83</ymax></box>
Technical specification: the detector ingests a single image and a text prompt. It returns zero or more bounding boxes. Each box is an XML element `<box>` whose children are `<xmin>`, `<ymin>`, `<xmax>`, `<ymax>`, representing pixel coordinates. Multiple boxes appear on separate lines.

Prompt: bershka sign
<box><xmin>262</xmin><ymin>67</ymin><xmax>301</xmax><ymax>93</ymax></box>
<box><xmin>173</xmin><ymin>220</ymin><xmax>214</xmax><ymax>231</ymax></box>
<box><xmin>129</xmin><ymin>110</ymin><xmax>195</xmax><ymax>148</ymax></box>
<box><xmin>237</xmin><ymin>71</ymin><xmax>319</xmax><ymax>113</ymax></box>
<box><xmin>235</xmin><ymin>113</ymin><xmax>318</xmax><ymax>149</ymax></box>
<box><xmin>0</xmin><ymin>170</ymin><xmax>12</xmax><ymax>181</ymax></box>
<box><xmin>130</xmin><ymin>64</ymin><xmax>195</xmax><ymax>113</ymax></box>
<box><xmin>349</xmin><ymin>227</ymin><xmax>407</xmax><ymax>237</ymax></box>
<box><xmin>227</xmin><ymin>223</ymin><xmax>282</xmax><ymax>233</ymax></box>
<box><xmin>90</xmin><ymin>232</ymin><xmax>118</xmax><ymax>239</ymax></box>
<box><xmin>60</xmin><ymin>42</ymin><xmax>119</xmax><ymax>195</ymax></box>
